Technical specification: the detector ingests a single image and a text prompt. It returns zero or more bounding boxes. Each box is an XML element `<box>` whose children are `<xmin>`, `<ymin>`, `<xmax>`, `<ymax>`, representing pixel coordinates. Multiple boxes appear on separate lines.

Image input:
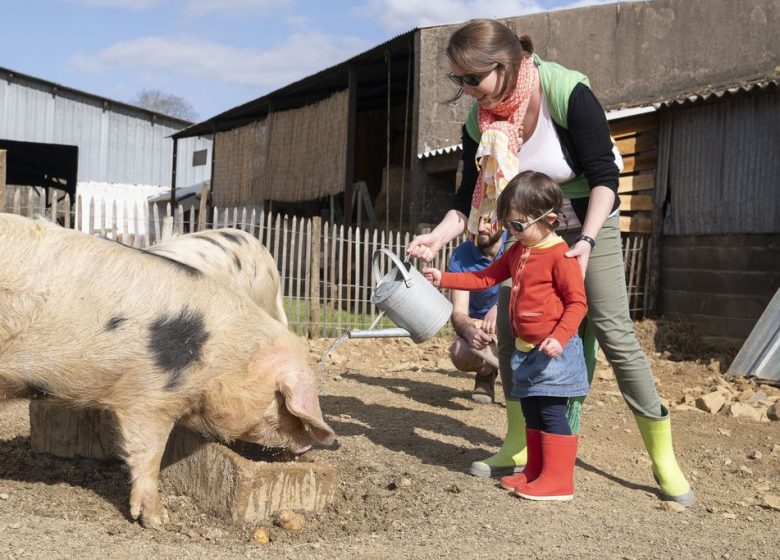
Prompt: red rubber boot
<box><xmin>514</xmin><ymin>432</ymin><xmax>578</xmax><ymax>501</ymax></box>
<box><xmin>499</xmin><ymin>429</ymin><xmax>542</xmax><ymax>491</ymax></box>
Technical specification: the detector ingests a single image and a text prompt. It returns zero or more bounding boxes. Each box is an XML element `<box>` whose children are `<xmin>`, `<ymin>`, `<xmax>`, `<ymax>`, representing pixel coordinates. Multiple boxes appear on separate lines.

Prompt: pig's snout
<box><xmin>291</xmin><ymin>443</ymin><xmax>312</xmax><ymax>455</ymax></box>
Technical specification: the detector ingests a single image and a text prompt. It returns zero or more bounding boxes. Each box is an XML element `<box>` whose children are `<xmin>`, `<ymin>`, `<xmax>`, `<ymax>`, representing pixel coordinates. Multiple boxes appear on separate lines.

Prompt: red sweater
<box><xmin>440</xmin><ymin>240</ymin><xmax>587</xmax><ymax>347</ymax></box>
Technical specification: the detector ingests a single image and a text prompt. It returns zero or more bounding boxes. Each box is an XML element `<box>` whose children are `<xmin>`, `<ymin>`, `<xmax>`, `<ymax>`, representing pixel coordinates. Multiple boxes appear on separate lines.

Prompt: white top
<box><xmin>516</xmin><ymin>95</ymin><xmax>622</xmax><ymax>230</ymax></box>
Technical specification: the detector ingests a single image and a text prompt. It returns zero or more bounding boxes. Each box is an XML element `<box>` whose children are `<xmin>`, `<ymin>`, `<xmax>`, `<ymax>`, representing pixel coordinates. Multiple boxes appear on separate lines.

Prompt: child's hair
<box><xmin>496</xmin><ymin>171</ymin><xmax>565</xmax><ymax>230</ymax></box>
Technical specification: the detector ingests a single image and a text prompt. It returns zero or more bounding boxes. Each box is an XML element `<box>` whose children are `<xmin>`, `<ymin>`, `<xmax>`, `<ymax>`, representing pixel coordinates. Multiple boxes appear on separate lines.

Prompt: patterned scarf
<box><xmin>468</xmin><ymin>55</ymin><xmax>538</xmax><ymax>234</ymax></box>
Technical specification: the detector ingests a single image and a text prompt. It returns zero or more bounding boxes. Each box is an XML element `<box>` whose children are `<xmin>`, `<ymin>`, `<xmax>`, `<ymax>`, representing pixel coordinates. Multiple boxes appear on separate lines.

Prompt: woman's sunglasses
<box><xmin>446</xmin><ymin>72</ymin><xmax>485</xmax><ymax>87</ymax></box>
<box><xmin>504</xmin><ymin>209</ymin><xmax>555</xmax><ymax>233</ymax></box>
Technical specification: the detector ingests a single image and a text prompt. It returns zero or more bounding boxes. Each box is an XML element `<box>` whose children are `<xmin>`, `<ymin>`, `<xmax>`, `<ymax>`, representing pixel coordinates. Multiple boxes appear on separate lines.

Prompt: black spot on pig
<box><xmin>140</xmin><ymin>250</ymin><xmax>202</xmax><ymax>278</ymax></box>
<box><xmin>233</xmin><ymin>253</ymin><xmax>242</xmax><ymax>271</ymax></box>
<box><xmin>105</xmin><ymin>315</ymin><xmax>127</xmax><ymax>331</ymax></box>
<box><xmin>25</xmin><ymin>381</ymin><xmax>48</xmax><ymax>398</ymax></box>
<box><xmin>148</xmin><ymin>309</ymin><xmax>210</xmax><ymax>389</ymax></box>
<box><xmin>219</xmin><ymin>231</ymin><xmax>245</xmax><ymax>245</ymax></box>
<box><xmin>196</xmin><ymin>235</ymin><xmax>224</xmax><ymax>248</ymax></box>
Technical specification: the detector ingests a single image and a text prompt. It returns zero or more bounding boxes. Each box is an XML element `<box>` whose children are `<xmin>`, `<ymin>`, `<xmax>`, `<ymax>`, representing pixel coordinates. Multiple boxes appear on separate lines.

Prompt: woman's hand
<box><xmin>406</xmin><ymin>209</ymin><xmax>468</xmax><ymax>263</ymax></box>
<box><xmin>480</xmin><ymin>304</ymin><xmax>498</xmax><ymax>335</ymax></box>
<box><xmin>565</xmin><ymin>239</ymin><xmax>592</xmax><ymax>279</ymax></box>
<box><xmin>407</xmin><ymin>232</ymin><xmax>443</xmax><ymax>263</ymax></box>
<box><xmin>538</xmin><ymin>337</ymin><xmax>563</xmax><ymax>358</ymax></box>
<box><xmin>422</xmin><ymin>267</ymin><xmax>442</xmax><ymax>287</ymax></box>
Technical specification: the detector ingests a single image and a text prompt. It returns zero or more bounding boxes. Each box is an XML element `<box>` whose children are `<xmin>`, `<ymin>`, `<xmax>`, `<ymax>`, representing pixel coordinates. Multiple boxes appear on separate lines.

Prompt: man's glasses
<box><xmin>504</xmin><ymin>209</ymin><xmax>555</xmax><ymax>233</ymax></box>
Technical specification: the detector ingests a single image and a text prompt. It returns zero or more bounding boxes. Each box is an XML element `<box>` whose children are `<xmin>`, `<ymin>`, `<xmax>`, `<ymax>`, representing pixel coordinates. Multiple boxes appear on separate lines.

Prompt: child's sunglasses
<box><xmin>504</xmin><ymin>209</ymin><xmax>555</xmax><ymax>233</ymax></box>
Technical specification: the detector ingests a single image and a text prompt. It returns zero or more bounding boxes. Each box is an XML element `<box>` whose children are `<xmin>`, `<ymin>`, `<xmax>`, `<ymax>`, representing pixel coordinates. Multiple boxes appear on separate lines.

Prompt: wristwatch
<box><xmin>577</xmin><ymin>234</ymin><xmax>596</xmax><ymax>249</ymax></box>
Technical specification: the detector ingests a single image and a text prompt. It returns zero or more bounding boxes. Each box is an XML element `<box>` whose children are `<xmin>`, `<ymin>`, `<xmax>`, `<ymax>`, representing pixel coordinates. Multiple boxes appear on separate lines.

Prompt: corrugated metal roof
<box><xmin>0</xmin><ymin>66</ymin><xmax>194</xmax><ymax>126</ymax></box>
<box><xmin>0</xmin><ymin>68</ymin><xmax>212</xmax><ymax>186</ymax></box>
<box><xmin>728</xmin><ymin>288</ymin><xmax>780</xmax><ymax>382</ymax></box>
<box><xmin>417</xmin><ymin>143</ymin><xmax>462</xmax><ymax>160</ymax></box>
<box><xmin>654</xmin><ymin>73</ymin><xmax>779</xmax><ymax>109</ymax></box>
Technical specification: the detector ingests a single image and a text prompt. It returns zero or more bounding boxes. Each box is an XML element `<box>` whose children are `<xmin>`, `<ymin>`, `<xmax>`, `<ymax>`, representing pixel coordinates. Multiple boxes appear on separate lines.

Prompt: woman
<box><xmin>407</xmin><ymin>19</ymin><xmax>693</xmax><ymax>505</ymax></box>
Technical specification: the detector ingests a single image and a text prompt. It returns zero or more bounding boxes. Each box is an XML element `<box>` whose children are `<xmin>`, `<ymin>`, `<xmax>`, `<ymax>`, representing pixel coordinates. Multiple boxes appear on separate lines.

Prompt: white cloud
<box><xmin>357</xmin><ymin>0</ymin><xmax>637</xmax><ymax>31</ymax></box>
<box><xmin>180</xmin><ymin>0</ymin><xmax>294</xmax><ymax>19</ymax></box>
<box><xmin>68</xmin><ymin>0</ymin><xmax>293</xmax><ymax>17</ymax></box>
<box><xmin>356</xmin><ymin>0</ymin><xmax>545</xmax><ymax>31</ymax></box>
<box><xmin>68</xmin><ymin>0</ymin><xmax>163</xmax><ymax>10</ymax></box>
<box><xmin>70</xmin><ymin>33</ymin><xmax>369</xmax><ymax>91</ymax></box>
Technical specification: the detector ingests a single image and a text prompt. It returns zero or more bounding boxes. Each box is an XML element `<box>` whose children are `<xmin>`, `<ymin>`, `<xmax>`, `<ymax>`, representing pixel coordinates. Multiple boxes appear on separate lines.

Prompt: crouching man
<box><xmin>448</xmin><ymin>215</ymin><xmax>505</xmax><ymax>403</ymax></box>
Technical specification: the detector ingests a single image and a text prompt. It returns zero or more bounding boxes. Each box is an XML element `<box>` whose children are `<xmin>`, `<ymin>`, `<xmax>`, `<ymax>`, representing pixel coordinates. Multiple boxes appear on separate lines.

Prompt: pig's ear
<box><xmin>277</xmin><ymin>370</ymin><xmax>336</xmax><ymax>445</ymax></box>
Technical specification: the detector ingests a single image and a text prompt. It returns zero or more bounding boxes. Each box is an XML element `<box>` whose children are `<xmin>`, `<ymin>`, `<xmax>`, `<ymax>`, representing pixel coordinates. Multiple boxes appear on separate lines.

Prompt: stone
<box><xmin>695</xmin><ymin>392</ymin><xmax>726</xmax><ymax>414</ymax></box>
<box><xmin>725</xmin><ymin>402</ymin><xmax>762</xmax><ymax>421</ymax></box>
<box><xmin>717</xmin><ymin>428</ymin><xmax>732</xmax><ymax>437</ymax></box>
<box><xmin>661</xmin><ymin>501</ymin><xmax>686</xmax><ymax>513</ymax></box>
<box><xmin>28</xmin><ymin>400</ymin><xmax>339</xmax><ymax>522</ymax></box>
<box><xmin>739</xmin><ymin>465</ymin><xmax>753</xmax><ymax>476</ymax></box>
<box><xmin>748</xmin><ymin>391</ymin><xmax>768</xmax><ymax>402</ymax></box>
<box><xmin>765</xmin><ymin>495</ymin><xmax>780</xmax><ymax>511</ymax></box>
<box><xmin>770</xmin><ymin>444</ymin><xmax>780</xmax><ymax>457</ymax></box>
<box><xmin>722</xmin><ymin>513</ymin><xmax>737</xmax><ymax>520</ymax></box>
<box><xmin>274</xmin><ymin>509</ymin><xmax>305</xmax><ymax>531</ymax></box>
<box><xmin>767</xmin><ymin>403</ymin><xmax>780</xmax><ymax>421</ymax></box>
<box><xmin>747</xmin><ymin>450</ymin><xmax>763</xmax><ymax>460</ymax></box>
<box><xmin>0</xmin><ymin>493</ymin><xmax>8</xmax><ymax>500</ymax></box>
<box><xmin>736</xmin><ymin>389</ymin><xmax>755</xmax><ymax>402</ymax></box>
<box><xmin>253</xmin><ymin>528</ymin><xmax>270</xmax><ymax>543</ymax></box>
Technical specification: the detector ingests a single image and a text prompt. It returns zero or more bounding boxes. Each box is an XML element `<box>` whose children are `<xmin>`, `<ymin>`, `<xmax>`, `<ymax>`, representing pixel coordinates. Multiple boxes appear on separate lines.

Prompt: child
<box><xmin>423</xmin><ymin>170</ymin><xmax>589</xmax><ymax>501</ymax></box>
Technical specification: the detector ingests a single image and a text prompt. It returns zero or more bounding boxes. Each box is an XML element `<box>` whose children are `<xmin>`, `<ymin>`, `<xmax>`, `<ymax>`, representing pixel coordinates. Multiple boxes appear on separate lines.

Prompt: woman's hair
<box><xmin>496</xmin><ymin>171</ymin><xmax>565</xmax><ymax>231</ymax></box>
<box><xmin>446</xmin><ymin>19</ymin><xmax>533</xmax><ymax>101</ymax></box>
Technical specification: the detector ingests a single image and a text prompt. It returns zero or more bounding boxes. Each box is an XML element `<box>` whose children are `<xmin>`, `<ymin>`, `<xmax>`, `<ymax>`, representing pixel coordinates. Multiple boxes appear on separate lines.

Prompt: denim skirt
<box><xmin>510</xmin><ymin>335</ymin><xmax>589</xmax><ymax>398</ymax></box>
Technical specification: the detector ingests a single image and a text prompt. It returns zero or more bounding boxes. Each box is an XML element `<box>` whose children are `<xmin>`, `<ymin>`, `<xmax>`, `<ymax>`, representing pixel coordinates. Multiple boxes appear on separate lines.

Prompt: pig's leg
<box><xmin>114</xmin><ymin>409</ymin><xmax>174</xmax><ymax>529</ymax></box>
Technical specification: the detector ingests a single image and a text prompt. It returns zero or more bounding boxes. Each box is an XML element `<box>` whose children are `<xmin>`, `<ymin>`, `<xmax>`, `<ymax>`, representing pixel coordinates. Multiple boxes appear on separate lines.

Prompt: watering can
<box><xmin>321</xmin><ymin>249</ymin><xmax>453</xmax><ymax>363</ymax></box>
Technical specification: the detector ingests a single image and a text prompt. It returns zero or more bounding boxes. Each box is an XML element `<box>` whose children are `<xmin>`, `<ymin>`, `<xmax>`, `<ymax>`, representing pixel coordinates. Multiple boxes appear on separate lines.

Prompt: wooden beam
<box><xmin>620</xmin><ymin>215</ymin><xmax>652</xmax><ymax>234</ymax></box>
<box><xmin>344</xmin><ymin>67</ymin><xmax>357</xmax><ymax>227</ymax></box>
<box><xmin>619</xmin><ymin>194</ymin><xmax>653</xmax><ymax>212</ymax></box>
<box><xmin>618</xmin><ymin>173</ymin><xmax>655</xmax><ymax>193</ymax></box>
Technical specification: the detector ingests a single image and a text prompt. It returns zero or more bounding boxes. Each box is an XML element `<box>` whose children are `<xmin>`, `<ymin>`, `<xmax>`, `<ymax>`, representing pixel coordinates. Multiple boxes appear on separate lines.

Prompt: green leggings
<box><xmin>497</xmin><ymin>215</ymin><xmax>665</xmax><ymax>433</ymax></box>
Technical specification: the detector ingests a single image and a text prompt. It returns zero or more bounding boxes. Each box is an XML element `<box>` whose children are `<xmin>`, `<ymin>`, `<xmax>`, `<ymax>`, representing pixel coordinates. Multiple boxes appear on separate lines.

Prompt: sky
<box><xmin>1</xmin><ymin>0</ymin><xmax>631</xmax><ymax>122</ymax></box>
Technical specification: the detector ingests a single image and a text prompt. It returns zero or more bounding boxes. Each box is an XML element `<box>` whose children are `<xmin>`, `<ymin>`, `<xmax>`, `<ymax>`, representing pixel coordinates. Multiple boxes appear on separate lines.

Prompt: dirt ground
<box><xmin>1</xmin><ymin>319</ymin><xmax>778</xmax><ymax>559</ymax></box>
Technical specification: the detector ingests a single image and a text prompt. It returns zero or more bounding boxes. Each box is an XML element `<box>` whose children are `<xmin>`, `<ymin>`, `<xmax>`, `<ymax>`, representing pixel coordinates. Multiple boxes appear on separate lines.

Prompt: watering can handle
<box><xmin>372</xmin><ymin>248</ymin><xmax>413</xmax><ymax>288</ymax></box>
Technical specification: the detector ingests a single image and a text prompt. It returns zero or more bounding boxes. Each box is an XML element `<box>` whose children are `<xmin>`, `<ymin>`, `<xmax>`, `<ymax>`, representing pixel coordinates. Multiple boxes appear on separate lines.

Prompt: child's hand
<box><xmin>538</xmin><ymin>337</ymin><xmax>563</xmax><ymax>358</ymax></box>
<box><xmin>422</xmin><ymin>267</ymin><xmax>441</xmax><ymax>287</ymax></box>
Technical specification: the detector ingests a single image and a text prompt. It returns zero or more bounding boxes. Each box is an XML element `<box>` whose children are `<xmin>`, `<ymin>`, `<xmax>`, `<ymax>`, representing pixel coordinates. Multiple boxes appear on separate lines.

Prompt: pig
<box><xmin>0</xmin><ymin>214</ymin><xmax>335</xmax><ymax>528</ymax></box>
<box><xmin>145</xmin><ymin>229</ymin><xmax>288</xmax><ymax>325</ymax></box>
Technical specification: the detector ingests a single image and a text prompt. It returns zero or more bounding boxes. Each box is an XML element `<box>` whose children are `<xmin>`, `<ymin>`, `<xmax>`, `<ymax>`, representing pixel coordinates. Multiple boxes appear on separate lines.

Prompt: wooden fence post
<box><xmin>197</xmin><ymin>181</ymin><xmax>209</xmax><ymax>231</ymax></box>
<box><xmin>309</xmin><ymin>216</ymin><xmax>321</xmax><ymax>339</ymax></box>
<box><xmin>0</xmin><ymin>150</ymin><xmax>6</xmax><ymax>212</ymax></box>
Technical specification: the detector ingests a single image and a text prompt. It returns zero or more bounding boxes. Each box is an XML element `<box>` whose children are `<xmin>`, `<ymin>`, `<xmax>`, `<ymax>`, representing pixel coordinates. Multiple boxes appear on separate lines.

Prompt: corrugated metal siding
<box><xmin>0</xmin><ymin>71</ymin><xmax>211</xmax><ymax>187</ymax></box>
<box><xmin>662</xmin><ymin>90</ymin><xmax>780</xmax><ymax>235</ymax></box>
<box><xmin>728</xmin><ymin>287</ymin><xmax>780</xmax><ymax>382</ymax></box>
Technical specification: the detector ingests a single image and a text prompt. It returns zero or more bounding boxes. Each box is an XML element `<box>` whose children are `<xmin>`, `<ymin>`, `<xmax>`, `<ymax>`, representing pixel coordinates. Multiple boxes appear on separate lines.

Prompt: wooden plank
<box><xmin>619</xmin><ymin>194</ymin><xmax>653</xmax><ymax>212</ymax></box>
<box><xmin>621</xmin><ymin>151</ymin><xmax>657</xmax><ymax>174</ymax></box>
<box><xmin>619</xmin><ymin>215</ymin><xmax>652</xmax><ymax>234</ymax></box>
<box><xmin>197</xmin><ymin>183</ymin><xmax>209</xmax><ymax>231</ymax></box>
<box><xmin>609</xmin><ymin>116</ymin><xmax>657</xmax><ymax>138</ymax></box>
<box><xmin>615</xmin><ymin>133</ymin><xmax>657</xmax><ymax>156</ymax></box>
<box><xmin>618</xmin><ymin>173</ymin><xmax>655</xmax><ymax>194</ymax></box>
<box><xmin>13</xmin><ymin>189</ymin><xmax>21</xmax><ymax>215</ymax></box>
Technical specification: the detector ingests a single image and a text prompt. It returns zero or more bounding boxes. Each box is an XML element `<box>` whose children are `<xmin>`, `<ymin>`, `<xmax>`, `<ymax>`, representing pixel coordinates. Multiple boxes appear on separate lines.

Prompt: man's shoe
<box><xmin>471</xmin><ymin>368</ymin><xmax>497</xmax><ymax>404</ymax></box>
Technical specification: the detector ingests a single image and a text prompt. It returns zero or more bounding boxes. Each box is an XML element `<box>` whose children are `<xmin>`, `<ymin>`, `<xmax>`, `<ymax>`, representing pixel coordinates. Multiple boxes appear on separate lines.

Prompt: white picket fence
<box><xmin>1</xmin><ymin>185</ymin><xmax>465</xmax><ymax>338</ymax></box>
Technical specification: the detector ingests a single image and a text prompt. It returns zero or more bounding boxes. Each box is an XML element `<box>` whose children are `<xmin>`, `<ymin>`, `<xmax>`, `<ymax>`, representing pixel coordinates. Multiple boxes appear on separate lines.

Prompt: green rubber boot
<box><xmin>565</xmin><ymin>317</ymin><xmax>598</xmax><ymax>434</ymax></box>
<box><xmin>469</xmin><ymin>400</ymin><xmax>527</xmax><ymax>477</ymax></box>
<box><xmin>635</xmin><ymin>408</ymin><xmax>694</xmax><ymax>506</ymax></box>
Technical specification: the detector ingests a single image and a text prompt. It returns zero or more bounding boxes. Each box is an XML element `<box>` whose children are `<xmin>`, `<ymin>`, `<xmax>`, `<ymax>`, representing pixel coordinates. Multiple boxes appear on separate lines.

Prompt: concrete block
<box><xmin>28</xmin><ymin>400</ymin><xmax>338</xmax><ymax>522</ymax></box>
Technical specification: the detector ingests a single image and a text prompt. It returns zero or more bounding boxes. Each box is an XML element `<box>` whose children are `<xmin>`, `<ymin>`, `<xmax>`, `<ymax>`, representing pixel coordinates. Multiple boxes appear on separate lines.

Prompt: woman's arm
<box><xmin>563</xmin><ymin>84</ymin><xmax>621</xmax><ymax>276</ymax></box>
